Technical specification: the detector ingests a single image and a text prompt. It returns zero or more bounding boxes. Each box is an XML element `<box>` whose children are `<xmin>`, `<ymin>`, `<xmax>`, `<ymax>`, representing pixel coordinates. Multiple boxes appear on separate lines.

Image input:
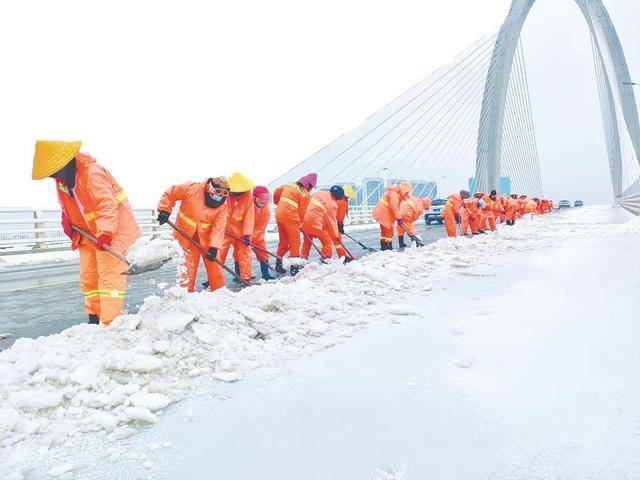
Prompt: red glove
<box><xmin>96</xmin><ymin>234</ymin><xmax>112</xmax><ymax>250</ymax></box>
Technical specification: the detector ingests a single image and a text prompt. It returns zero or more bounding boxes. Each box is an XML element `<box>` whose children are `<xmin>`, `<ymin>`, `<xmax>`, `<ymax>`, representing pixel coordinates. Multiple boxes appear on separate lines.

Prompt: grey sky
<box><xmin>1</xmin><ymin>0</ymin><xmax>638</xmax><ymax>207</ymax></box>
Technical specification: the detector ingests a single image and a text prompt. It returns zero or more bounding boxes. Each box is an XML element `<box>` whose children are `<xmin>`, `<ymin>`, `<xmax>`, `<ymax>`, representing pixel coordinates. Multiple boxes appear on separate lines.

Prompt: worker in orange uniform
<box><xmin>505</xmin><ymin>194</ymin><xmax>519</xmax><ymax>225</ymax></box>
<box><xmin>372</xmin><ymin>181</ymin><xmax>412</xmax><ymax>250</ymax></box>
<box><xmin>301</xmin><ymin>186</ymin><xmax>347</xmax><ymax>264</ymax></box>
<box><xmin>441</xmin><ymin>189</ymin><xmax>470</xmax><ymax>237</ymax></box>
<box><xmin>460</xmin><ymin>193</ymin><xmax>482</xmax><ymax>235</ymax></box>
<box><xmin>525</xmin><ymin>197</ymin><xmax>538</xmax><ymax>214</ymax></box>
<box><xmin>251</xmin><ymin>185</ymin><xmax>275</xmax><ymax>281</ymax></box>
<box><xmin>157</xmin><ymin>177</ymin><xmax>229</xmax><ymax>292</ymax></box>
<box><xmin>218</xmin><ymin>173</ymin><xmax>255</xmax><ymax>284</ymax></box>
<box><xmin>481</xmin><ymin>190</ymin><xmax>499</xmax><ymax>232</ymax></box>
<box><xmin>517</xmin><ymin>195</ymin><xmax>528</xmax><ymax>218</ymax></box>
<box><xmin>398</xmin><ymin>197</ymin><xmax>431</xmax><ymax>248</ymax></box>
<box><xmin>32</xmin><ymin>141</ymin><xmax>141</xmax><ymax>326</ymax></box>
<box><xmin>273</xmin><ymin>173</ymin><xmax>317</xmax><ymax>273</ymax></box>
<box><xmin>498</xmin><ymin>195</ymin><xmax>508</xmax><ymax>224</ymax></box>
<box><xmin>336</xmin><ymin>184</ymin><xmax>356</xmax><ymax>236</ymax></box>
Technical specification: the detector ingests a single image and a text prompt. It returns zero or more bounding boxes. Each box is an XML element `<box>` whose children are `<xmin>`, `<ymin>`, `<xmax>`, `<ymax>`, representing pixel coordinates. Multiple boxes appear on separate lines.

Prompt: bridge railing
<box><xmin>0</xmin><ymin>205</ymin><xmax>377</xmax><ymax>255</ymax></box>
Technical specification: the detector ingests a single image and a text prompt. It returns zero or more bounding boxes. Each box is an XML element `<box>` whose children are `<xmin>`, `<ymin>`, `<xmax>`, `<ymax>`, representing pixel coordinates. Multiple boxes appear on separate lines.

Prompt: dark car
<box><xmin>424</xmin><ymin>198</ymin><xmax>447</xmax><ymax>225</ymax></box>
<box><xmin>574</xmin><ymin>200</ymin><xmax>584</xmax><ymax>207</ymax></box>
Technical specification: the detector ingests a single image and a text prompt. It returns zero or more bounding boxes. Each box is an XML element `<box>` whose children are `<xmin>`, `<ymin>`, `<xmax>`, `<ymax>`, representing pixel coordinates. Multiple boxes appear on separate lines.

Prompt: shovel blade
<box><xmin>123</xmin><ymin>256</ymin><xmax>172</xmax><ymax>275</ymax></box>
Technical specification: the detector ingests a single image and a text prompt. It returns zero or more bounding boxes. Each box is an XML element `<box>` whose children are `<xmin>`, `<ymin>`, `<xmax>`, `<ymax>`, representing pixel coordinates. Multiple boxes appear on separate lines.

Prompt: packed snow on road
<box><xmin>1</xmin><ymin>205</ymin><xmax>639</xmax><ymax>479</ymax></box>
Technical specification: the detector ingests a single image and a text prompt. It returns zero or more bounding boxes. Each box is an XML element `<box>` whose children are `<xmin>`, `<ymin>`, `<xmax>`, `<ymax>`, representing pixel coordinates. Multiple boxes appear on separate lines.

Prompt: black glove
<box><xmin>205</xmin><ymin>247</ymin><xmax>218</xmax><ymax>261</ymax></box>
<box><xmin>157</xmin><ymin>210</ymin><xmax>170</xmax><ymax>225</ymax></box>
<box><xmin>338</xmin><ymin>223</ymin><xmax>345</xmax><ymax>234</ymax></box>
<box><xmin>455</xmin><ymin>214</ymin><xmax>461</xmax><ymax>223</ymax></box>
<box><xmin>410</xmin><ymin>235</ymin><xmax>424</xmax><ymax>247</ymax></box>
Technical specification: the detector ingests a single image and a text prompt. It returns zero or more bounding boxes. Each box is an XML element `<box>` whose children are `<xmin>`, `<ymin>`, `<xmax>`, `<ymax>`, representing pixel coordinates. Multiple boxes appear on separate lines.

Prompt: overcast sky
<box><xmin>1</xmin><ymin>0</ymin><xmax>638</xmax><ymax>208</ymax></box>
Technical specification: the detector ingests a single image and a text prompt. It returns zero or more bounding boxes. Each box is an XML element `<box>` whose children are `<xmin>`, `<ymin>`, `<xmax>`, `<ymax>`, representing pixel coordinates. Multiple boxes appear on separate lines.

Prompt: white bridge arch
<box><xmin>475</xmin><ymin>0</ymin><xmax>640</xmax><ymax>213</ymax></box>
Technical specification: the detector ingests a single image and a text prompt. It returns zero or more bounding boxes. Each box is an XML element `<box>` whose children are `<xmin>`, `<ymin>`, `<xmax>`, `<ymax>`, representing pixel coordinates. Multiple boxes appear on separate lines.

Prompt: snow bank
<box><xmin>0</xmin><ymin>250</ymin><xmax>78</xmax><ymax>269</ymax></box>
<box><xmin>1</xmin><ymin>205</ymin><xmax>638</xmax><ymax>468</ymax></box>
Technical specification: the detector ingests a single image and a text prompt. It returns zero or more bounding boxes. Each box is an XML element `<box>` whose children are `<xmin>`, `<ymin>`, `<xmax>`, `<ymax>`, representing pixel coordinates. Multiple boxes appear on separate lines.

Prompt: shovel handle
<box><xmin>166</xmin><ymin>219</ymin><xmax>250</xmax><ymax>287</ymax></box>
<box><xmin>338</xmin><ymin>239</ymin><xmax>355</xmax><ymax>260</ymax></box>
<box><xmin>343</xmin><ymin>232</ymin><xmax>377</xmax><ymax>252</ymax></box>
<box><xmin>71</xmin><ymin>225</ymin><xmax>131</xmax><ymax>266</ymax></box>
<box><xmin>224</xmin><ymin>231</ymin><xmax>282</xmax><ymax>261</ymax></box>
<box><xmin>302</xmin><ymin>231</ymin><xmax>324</xmax><ymax>258</ymax></box>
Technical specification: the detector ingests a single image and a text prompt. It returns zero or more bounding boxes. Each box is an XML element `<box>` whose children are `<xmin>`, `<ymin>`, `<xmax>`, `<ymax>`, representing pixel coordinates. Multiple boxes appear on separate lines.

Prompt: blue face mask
<box><xmin>205</xmin><ymin>192</ymin><xmax>226</xmax><ymax>208</ymax></box>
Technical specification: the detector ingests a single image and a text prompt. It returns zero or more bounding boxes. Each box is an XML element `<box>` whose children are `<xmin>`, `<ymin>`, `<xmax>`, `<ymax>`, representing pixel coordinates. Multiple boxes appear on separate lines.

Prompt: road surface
<box><xmin>0</xmin><ymin>223</ymin><xmax>447</xmax><ymax>349</ymax></box>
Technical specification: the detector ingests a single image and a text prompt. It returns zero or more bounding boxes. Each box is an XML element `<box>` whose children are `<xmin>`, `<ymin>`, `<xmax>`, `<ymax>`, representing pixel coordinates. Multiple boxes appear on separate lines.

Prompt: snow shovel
<box><xmin>71</xmin><ymin>225</ymin><xmax>169</xmax><ymax>275</ymax></box>
<box><xmin>343</xmin><ymin>232</ymin><xmax>377</xmax><ymax>252</ymax></box>
<box><xmin>224</xmin><ymin>231</ymin><xmax>281</xmax><ymax>275</ymax></box>
<box><xmin>337</xmin><ymin>239</ymin><xmax>356</xmax><ymax>261</ymax></box>
<box><xmin>165</xmin><ymin>220</ymin><xmax>251</xmax><ymax>287</ymax></box>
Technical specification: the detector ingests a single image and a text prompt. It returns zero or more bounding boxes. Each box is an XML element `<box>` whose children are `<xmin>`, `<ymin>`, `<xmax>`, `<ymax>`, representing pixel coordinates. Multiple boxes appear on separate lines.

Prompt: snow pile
<box><xmin>0</xmin><ymin>205</ymin><xmax>638</xmax><ymax>467</ymax></box>
<box><xmin>0</xmin><ymin>250</ymin><xmax>78</xmax><ymax>270</ymax></box>
<box><xmin>125</xmin><ymin>236</ymin><xmax>182</xmax><ymax>268</ymax></box>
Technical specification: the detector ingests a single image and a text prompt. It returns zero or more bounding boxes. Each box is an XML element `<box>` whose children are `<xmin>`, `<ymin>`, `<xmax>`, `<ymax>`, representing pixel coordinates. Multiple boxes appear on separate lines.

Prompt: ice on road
<box><xmin>1</xmin><ymin>205</ymin><xmax>639</xmax><ymax>479</ymax></box>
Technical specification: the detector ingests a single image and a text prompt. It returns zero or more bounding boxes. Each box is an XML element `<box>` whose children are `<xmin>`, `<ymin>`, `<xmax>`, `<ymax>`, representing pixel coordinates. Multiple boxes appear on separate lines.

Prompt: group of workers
<box><xmin>31</xmin><ymin>141</ymin><xmax>553</xmax><ymax>327</ymax></box>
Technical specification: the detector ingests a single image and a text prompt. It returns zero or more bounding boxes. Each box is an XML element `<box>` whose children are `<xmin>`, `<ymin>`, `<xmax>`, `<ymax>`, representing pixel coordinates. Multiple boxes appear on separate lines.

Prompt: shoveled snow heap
<box><xmin>0</xmin><ymin>206</ymin><xmax>638</xmax><ymax>464</ymax></box>
<box><xmin>125</xmin><ymin>235</ymin><xmax>182</xmax><ymax>268</ymax></box>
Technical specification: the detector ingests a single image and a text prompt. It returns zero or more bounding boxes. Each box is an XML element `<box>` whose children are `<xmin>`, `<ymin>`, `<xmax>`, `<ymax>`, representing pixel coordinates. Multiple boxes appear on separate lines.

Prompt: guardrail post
<box><xmin>33</xmin><ymin>209</ymin><xmax>46</xmax><ymax>250</ymax></box>
<box><xmin>151</xmin><ymin>209</ymin><xmax>160</xmax><ymax>239</ymax></box>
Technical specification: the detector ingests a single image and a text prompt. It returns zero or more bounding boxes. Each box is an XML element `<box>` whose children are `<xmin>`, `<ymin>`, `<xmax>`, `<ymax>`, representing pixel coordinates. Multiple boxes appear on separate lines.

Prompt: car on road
<box><xmin>424</xmin><ymin>198</ymin><xmax>447</xmax><ymax>225</ymax></box>
<box><xmin>558</xmin><ymin>200</ymin><xmax>571</xmax><ymax>208</ymax></box>
<box><xmin>574</xmin><ymin>200</ymin><xmax>584</xmax><ymax>207</ymax></box>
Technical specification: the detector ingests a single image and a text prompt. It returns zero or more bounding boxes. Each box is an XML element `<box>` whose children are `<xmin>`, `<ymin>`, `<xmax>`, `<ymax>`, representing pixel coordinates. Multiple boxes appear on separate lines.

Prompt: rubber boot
<box><xmin>232</xmin><ymin>261</ymin><xmax>242</xmax><ymax>284</ymax></box>
<box><xmin>259</xmin><ymin>261</ymin><xmax>275</xmax><ymax>280</ymax></box>
<box><xmin>290</xmin><ymin>265</ymin><xmax>300</xmax><ymax>276</ymax></box>
<box><xmin>380</xmin><ymin>240</ymin><xmax>386</xmax><ymax>251</ymax></box>
<box><xmin>343</xmin><ymin>255</ymin><xmax>354</xmax><ymax>265</ymax></box>
<box><xmin>88</xmin><ymin>314</ymin><xmax>100</xmax><ymax>325</ymax></box>
<box><xmin>275</xmin><ymin>258</ymin><xmax>287</xmax><ymax>274</ymax></box>
<box><xmin>386</xmin><ymin>241</ymin><xmax>394</xmax><ymax>251</ymax></box>
<box><xmin>398</xmin><ymin>235</ymin><xmax>406</xmax><ymax>249</ymax></box>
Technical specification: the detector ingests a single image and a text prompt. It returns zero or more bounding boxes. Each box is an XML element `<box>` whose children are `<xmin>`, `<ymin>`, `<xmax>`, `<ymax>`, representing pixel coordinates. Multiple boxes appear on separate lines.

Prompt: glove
<box><xmin>205</xmin><ymin>247</ymin><xmax>218</xmax><ymax>261</ymax></box>
<box><xmin>157</xmin><ymin>210</ymin><xmax>170</xmax><ymax>225</ymax></box>
<box><xmin>96</xmin><ymin>234</ymin><xmax>112</xmax><ymax>250</ymax></box>
<box><xmin>241</xmin><ymin>235</ymin><xmax>251</xmax><ymax>246</ymax></box>
<box><xmin>338</xmin><ymin>223</ymin><xmax>345</xmax><ymax>234</ymax></box>
<box><xmin>396</xmin><ymin>219</ymin><xmax>404</xmax><ymax>227</ymax></box>
<box><xmin>410</xmin><ymin>235</ymin><xmax>424</xmax><ymax>247</ymax></box>
<box><xmin>61</xmin><ymin>211</ymin><xmax>75</xmax><ymax>240</ymax></box>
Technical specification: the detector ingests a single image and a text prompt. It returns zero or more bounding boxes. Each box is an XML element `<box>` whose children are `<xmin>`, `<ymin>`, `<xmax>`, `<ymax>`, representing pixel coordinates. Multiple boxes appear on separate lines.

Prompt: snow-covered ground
<box><xmin>1</xmin><ymin>205</ymin><xmax>639</xmax><ymax>479</ymax></box>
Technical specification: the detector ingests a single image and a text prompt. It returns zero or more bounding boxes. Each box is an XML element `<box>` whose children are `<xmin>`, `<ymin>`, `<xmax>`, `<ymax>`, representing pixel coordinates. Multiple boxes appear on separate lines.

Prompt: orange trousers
<box><xmin>442</xmin><ymin>207</ymin><xmax>457</xmax><ymax>237</ymax></box>
<box><xmin>301</xmin><ymin>226</ymin><xmax>344</xmax><ymax>259</ymax></box>
<box><xmin>276</xmin><ymin>221</ymin><xmax>301</xmax><ymax>258</ymax></box>
<box><xmin>219</xmin><ymin>236</ymin><xmax>252</xmax><ymax>281</ymax></box>
<box><xmin>179</xmin><ymin>233</ymin><xmax>225</xmax><ymax>293</ymax></box>
<box><xmin>379</xmin><ymin>224</ymin><xmax>394</xmax><ymax>242</ymax></box>
<box><xmin>78</xmin><ymin>243</ymin><xmax>128</xmax><ymax>326</ymax></box>
<box><xmin>460</xmin><ymin>210</ymin><xmax>479</xmax><ymax>235</ymax></box>
<box><xmin>251</xmin><ymin>236</ymin><xmax>268</xmax><ymax>262</ymax></box>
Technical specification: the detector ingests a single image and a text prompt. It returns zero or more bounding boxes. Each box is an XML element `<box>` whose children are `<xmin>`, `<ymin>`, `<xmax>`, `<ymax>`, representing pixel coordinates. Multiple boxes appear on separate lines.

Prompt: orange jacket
<box><xmin>274</xmin><ymin>182</ymin><xmax>311</xmax><ymax>225</ymax></box>
<box><xmin>252</xmin><ymin>202</ymin><xmax>270</xmax><ymax>244</ymax></box>
<box><xmin>399</xmin><ymin>195</ymin><xmax>425</xmax><ymax>236</ymax></box>
<box><xmin>56</xmin><ymin>153</ymin><xmax>140</xmax><ymax>250</ymax></box>
<box><xmin>525</xmin><ymin>200</ymin><xmax>537</xmax><ymax>214</ymax></box>
<box><xmin>505</xmin><ymin>198</ymin><xmax>518</xmax><ymax>220</ymax></box>
<box><xmin>372</xmin><ymin>183</ymin><xmax>411</xmax><ymax>229</ymax></box>
<box><xmin>336</xmin><ymin>198</ymin><xmax>349</xmax><ymax>224</ymax></box>
<box><xmin>226</xmin><ymin>191</ymin><xmax>255</xmax><ymax>238</ymax></box>
<box><xmin>462</xmin><ymin>198</ymin><xmax>479</xmax><ymax>216</ymax></box>
<box><xmin>482</xmin><ymin>195</ymin><xmax>496</xmax><ymax>218</ymax></box>
<box><xmin>442</xmin><ymin>193</ymin><xmax>464</xmax><ymax>218</ymax></box>
<box><xmin>157</xmin><ymin>179</ymin><xmax>228</xmax><ymax>250</ymax></box>
<box><xmin>303</xmin><ymin>190</ymin><xmax>339</xmax><ymax>239</ymax></box>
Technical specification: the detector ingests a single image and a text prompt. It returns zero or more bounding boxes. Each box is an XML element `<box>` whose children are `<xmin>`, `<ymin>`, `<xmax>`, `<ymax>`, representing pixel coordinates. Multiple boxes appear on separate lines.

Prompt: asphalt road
<box><xmin>0</xmin><ymin>223</ymin><xmax>447</xmax><ymax>349</ymax></box>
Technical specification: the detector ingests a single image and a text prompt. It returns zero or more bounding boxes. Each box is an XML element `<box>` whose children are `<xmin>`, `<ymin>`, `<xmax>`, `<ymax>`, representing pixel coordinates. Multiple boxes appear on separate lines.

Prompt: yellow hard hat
<box><xmin>343</xmin><ymin>184</ymin><xmax>356</xmax><ymax>200</ymax></box>
<box><xmin>32</xmin><ymin>140</ymin><xmax>81</xmax><ymax>180</ymax></box>
<box><xmin>228</xmin><ymin>172</ymin><xmax>255</xmax><ymax>193</ymax></box>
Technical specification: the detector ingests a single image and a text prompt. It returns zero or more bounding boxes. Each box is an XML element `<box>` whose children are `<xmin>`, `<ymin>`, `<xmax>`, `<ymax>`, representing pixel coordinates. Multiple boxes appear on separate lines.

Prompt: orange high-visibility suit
<box><xmin>397</xmin><ymin>195</ymin><xmax>426</xmax><ymax>237</ymax></box>
<box><xmin>56</xmin><ymin>153</ymin><xmax>141</xmax><ymax>325</ymax></box>
<box><xmin>251</xmin><ymin>201</ymin><xmax>270</xmax><ymax>263</ymax></box>
<box><xmin>301</xmin><ymin>191</ymin><xmax>344</xmax><ymax>259</ymax></box>
<box><xmin>481</xmin><ymin>195</ymin><xmax>497</xmax><ymax>231</ymax></box>
<box><xmin>517</xmin><ymin>198</ymin><xmax>527</xmax><ymax>218</ymax></box>
<box><xmin>525</xmin><ymin>199</ymin><xmax>537</xmax><ymax>214</ymax></box>
<box><xmin>499</xmin><ymin>195</ymin><xmax>508</xmax><ymax>223</ymax></box>
<box><xmin>460</xmin><ymin>198</ymin><xmax>480</xmax><ymax>235</ymax></box>
<box><xmin>274</xmin><ymin>183</ymin><xmax>310</xmax><ymax>258</ymax></box>
<box><xmin>337</xmin><ymin>198</ymin><xmax>349</xmax><ymax>227</ymax></box>
<box><xmin>219</xmin><ymin>191</ymin><xmax>255</xmax><ymax>281</ymax></box>
<box><xmin>442</xmin><ymin>193</ymin><xmax>464</xmax><ymax>237</ymax></box>
<box><xmin>505</xmin><ymin>197</ymin><xmax>518</xmax><ymax>223</ymax></box>
<box><xmin>158</xmin><ymin>180</ymin><xmax>228</xmax><ymax>292</ymax></box>
<box><xmin>372</xmin><ymin>182</ymin><xmax>411</xmax><ymax>248</ymax></box>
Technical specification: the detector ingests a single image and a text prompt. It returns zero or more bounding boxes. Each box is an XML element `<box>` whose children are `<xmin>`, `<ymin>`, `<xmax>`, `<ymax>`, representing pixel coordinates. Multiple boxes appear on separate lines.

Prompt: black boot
<box><xmin>386</xmin><ymin>241</ymin><xmax>394</xmax><ymax>251</ymax></box>
<box><xmin>259</xmin><ymin>261</ymin><xmax>275</xmax><ymax>280</ymax></box>
<box><xmin>290</xmin><ymin>265</ymin><xmax>300</xmax><ymax>276</ymax></box>
<box><xmin>398</xmin><ymin>235</ymin><xmax>406</xmax><ymax>249</ymax></box>
<box><xmin>232</xmin><ymin>261</ymin><xmax>242</xmax><ymax>284</ymax></box>
<box><xmin>275</xmin><ymin>258</ymin><xmax>286</xmax><ymax>274</ymax></box>
<box><xmin>343</xmin><ymin>255</ymin><xmax>353</xmax><ymax>265</ymax></box>
<box><xmin>88</xmin><ymin>314</ymin><xmax>100</xmax><ymax>325</ymax></box>
<box><xmin>380</xmin><ymin>240</ymin><xmax>386</xmax><ymax>251</ymax></box>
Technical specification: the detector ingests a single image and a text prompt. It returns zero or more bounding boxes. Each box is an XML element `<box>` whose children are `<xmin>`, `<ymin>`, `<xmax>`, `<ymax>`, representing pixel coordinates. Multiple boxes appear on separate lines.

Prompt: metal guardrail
<box><xmin>0</xmin><ymin>205</ymin><xmax>376</xmax><ymax>254</ymax></box>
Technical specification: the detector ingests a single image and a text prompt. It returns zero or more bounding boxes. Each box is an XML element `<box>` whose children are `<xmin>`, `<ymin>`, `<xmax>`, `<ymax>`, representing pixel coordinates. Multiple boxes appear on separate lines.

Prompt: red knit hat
<box><xmin>253</xmin><ymin>185</ymin><xmax>270</xmax><ymax>206</ymax></box>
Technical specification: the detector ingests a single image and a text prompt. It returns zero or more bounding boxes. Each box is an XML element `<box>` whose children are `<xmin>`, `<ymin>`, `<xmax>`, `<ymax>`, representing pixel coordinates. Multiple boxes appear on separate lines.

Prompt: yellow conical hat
<box><xmin>228</xmin><ymin>172</ymin><xmax>255</xmax><ymax>193</ymax></box>
<box><xmin>343</xmin><ymin>184</ymin><xmax>356</xmax><ymax>200</ymax></box>
<box><xmin>32</xmin><ymin>140</ymin><xmax>81</xmax><ymax>180</ymax></box>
